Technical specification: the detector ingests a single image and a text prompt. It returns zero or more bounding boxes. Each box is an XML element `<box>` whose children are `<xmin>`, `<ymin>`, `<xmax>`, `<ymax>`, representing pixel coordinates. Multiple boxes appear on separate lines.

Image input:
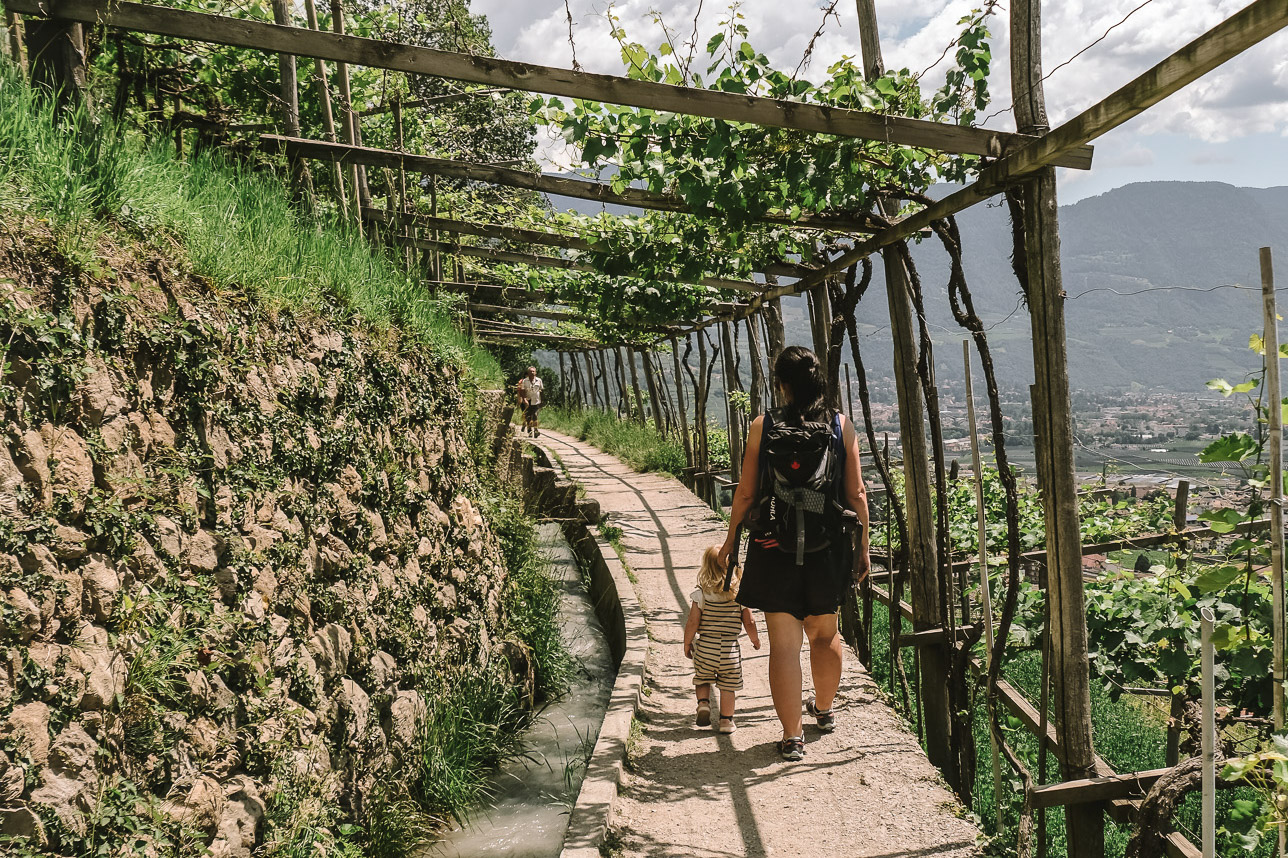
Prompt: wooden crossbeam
<box><xmin>1029</xmin><ymin>769</ymin><xmax>1172</xmax><ymax>809</ymax></box>
<box><xmin>897</xmin><ymin>624</ymin><xmax>982</xmax><ymax>648</ymax></box>
<box><xmin>468</xmin><ymin>303</ymin><xmax>579</xmax><ymax>322</ymax></box>
<box><xmin>6</xmin><ymin>0</ymin><xmax>1091</xmax><ymax>166</ymax></box>
<box><xmin>408</xmin><ymin>235</ymin><xmax>762</xmax><ymax>293</ymax></box>
<box><xmin>363</xmin><ymin>207</ymin><xmax>819</xmax><ymax>279</ymax></box>
<box><xmin>265</xmin><ymin>135</ymin><xmax>879</xmax><ymax>232</ymax></box>
<box><xmin>771</xmin><ymin>0</ymin><xmax>1288</xmax><ymax>302</ymax></box>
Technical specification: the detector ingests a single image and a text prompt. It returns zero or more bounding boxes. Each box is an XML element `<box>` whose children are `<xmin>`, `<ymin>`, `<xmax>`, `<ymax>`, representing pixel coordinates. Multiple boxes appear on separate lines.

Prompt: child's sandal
<box><xmin>717</xmin><ymin>715</ymin><xmax>736</xmax><ymax>734</ymax></box>
<box><xmin>696</xmin><ymin>698</ymin><xmax>711</xmax><ymax>727</ymax></box>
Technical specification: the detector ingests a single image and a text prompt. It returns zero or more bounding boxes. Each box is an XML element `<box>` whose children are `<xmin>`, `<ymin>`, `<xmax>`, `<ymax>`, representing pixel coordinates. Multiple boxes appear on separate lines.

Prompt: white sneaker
<box><xmin>717</xmin><ymin>716</ymin><xmax>736</xmax><ymax>734</ymax></box>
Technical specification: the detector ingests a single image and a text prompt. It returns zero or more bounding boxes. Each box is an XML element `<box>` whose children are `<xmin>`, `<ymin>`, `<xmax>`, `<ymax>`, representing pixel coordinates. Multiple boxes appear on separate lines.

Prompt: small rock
<box><xmin>369</xmin><ymin>651</ymin><xmax>396</xmax><ymax>690</ymax></box>
<box><xmin>0</xmin><ymin>805</ymin><xmax>45</xmax><ymax>842</ymax></box>
<box><xmin>76</xmin><ymin>354</ymin><xmax>125</xmax><ymax>425</ymax></box>
<box><xmin>386</xmin><ymin>690</ymin><xmax>426</xmax><ymax>749</ymax></box>
<box><xmin>4</xmin><ymin>701</ymin><xmax>51</xmax><ymax>766</ymax></box>
<box><xmin>6</xmin><ymin>588</ymin><xmax>41</xmax><ymax>641</ymax></box>
<box><xmin>153</xmin><ymin>515</ymin><xmax>184</xmax><ymax>559</ymax></box>
<box><xmin>80</xmin><ymin>554</ymin><xmax>120</xmax><ymax>623</ymax></box>
<box><xmin>42</xmin><ymin>424</ymin><xmax>95</xmax><ymax>506</ymax></box>
<box><xmin>185</xmin><ymin>529</ymin><xmax>224</xmax><ymax>574</ymax></box>
<box><xmin>50</xmin><ymin>524</ymin><xmax>90</xmax><ymax>560</ymax></box>
<box><xmin>210</xmin><ymin>775</ymin><xmax>265</xmax><ymax>858</ymax></box>
<box><xmin>307</xmin><ymin>623</ymin><xmax>351</xmax><ymax>682</ymax></box>
<box><xmin>148</xmin><ymin>411</ymin><xmax>176</xmax><ymax>449</ymax></box>
<box><xmin>14</xmin><ymin>429</ymin><xmax>51</xmax><ymax>505</ymax></box>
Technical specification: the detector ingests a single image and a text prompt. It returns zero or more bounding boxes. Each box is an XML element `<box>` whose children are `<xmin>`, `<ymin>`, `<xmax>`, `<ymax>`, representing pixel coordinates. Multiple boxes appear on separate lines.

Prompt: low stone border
<box><xmin>503</xmin><ymin>436</ymin><xmax>647</xmax><ymax>857</ymax></box>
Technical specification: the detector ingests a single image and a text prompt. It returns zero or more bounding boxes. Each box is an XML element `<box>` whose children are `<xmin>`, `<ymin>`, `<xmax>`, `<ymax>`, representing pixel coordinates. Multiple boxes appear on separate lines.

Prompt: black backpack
<box><xmin>748</xmin><ymin>408</ymin><xmax>849</xmax><ymax>565</ymax></box>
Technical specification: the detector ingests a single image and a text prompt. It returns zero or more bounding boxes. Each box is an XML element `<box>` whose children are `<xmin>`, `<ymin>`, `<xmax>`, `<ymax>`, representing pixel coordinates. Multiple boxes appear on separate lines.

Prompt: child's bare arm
<box><xmin>742</xmin><ymin>607</ymin><xmax>761</xmax><ymax>650</ymax></box>
<box><xmin>683</xmin><ymin>603</ymin><xmax>701</xmax><ymax>658</ymax></box>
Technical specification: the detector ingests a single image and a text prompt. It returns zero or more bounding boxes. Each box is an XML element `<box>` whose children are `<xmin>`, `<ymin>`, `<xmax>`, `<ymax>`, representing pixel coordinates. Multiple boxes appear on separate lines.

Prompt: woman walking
<box><xmin>718</xmin><ymin>346</ymin><xmax>871</xmax><ymax>760</ymax></box>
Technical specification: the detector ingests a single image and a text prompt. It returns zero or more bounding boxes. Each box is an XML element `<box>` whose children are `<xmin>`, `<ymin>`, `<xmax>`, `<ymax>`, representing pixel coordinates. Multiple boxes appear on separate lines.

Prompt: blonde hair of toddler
<box><xmin>697</xmin><ymin>545</ymin><xmax>739</xmax><ymax>598</ymax></box>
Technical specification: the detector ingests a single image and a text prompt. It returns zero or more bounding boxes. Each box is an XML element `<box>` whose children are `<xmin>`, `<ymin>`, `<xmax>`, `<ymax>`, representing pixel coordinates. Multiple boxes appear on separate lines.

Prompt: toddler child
<box><xmin>682</xmin><ymin>545</ymin><xmax>760</xmax><ymax>734</ymax></box>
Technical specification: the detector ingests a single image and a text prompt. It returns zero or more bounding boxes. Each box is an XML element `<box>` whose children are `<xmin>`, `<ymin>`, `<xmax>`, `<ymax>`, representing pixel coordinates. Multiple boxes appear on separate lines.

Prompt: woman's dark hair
<box><xmin>774</xmin><ymin>346</ymin><xmax>829</xmax><ymax>425</ymax></box>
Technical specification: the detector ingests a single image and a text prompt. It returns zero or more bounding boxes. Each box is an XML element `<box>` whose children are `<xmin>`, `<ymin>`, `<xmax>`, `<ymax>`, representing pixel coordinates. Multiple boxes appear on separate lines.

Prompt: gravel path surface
<box><xmin>536</xmin><ymin>429</ymin><xmax>981</xmax><ymax>858</ymax></box>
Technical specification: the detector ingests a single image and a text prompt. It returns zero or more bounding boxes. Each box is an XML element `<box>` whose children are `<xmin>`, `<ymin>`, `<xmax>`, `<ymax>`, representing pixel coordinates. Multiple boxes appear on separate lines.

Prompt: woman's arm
<box><xmin>741</xmin><ymin>607</ymin><xmax>761</xmax><ymax>650</ymax></box>
<box><xmin>719</xmin><ymin>415</ymin><xmax>763</xmax><ymax>567</ymax></box>
<box><xmin>683</xmin><ymin>603</ymin><xmax>701</xmax><ymax>658</ymax></box>
<box><xmin>841</xmin><ymin>415</ymin><xmax>872</xmax><ymax>582</ymax></box>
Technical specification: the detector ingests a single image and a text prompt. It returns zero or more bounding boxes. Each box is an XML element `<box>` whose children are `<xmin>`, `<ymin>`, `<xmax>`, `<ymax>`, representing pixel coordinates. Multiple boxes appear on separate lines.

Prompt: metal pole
<box><xmin>1200</xmin><ymin>605</ymin><xmax>1215</xmax><ymax>858</ymax></box>
<box><xmin>1263</xmin><ymin>246</ymin><xmax>1285</xmax><ymax>732</ymax></box>
<box><xmin>965</xmin><ymin>340</ymin><xmax>1002</xmax><ymax>824</ymax></box>
<box><xmin>1261</xmin><ymin>246</ymin><xmax>1286</xmax><ymax>858</ymax></box>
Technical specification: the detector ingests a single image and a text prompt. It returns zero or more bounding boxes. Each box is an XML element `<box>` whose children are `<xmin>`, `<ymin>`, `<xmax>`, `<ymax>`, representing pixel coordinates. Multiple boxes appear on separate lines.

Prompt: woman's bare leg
<box><xmin>764</xmin><ymin>611</ymin><xmax>805</xmax><ymax>739</ymax></box>
<box><xmin>803</xmin><ymin>612</ymin><xmax>843</xmax><ymax>712</ymax></box>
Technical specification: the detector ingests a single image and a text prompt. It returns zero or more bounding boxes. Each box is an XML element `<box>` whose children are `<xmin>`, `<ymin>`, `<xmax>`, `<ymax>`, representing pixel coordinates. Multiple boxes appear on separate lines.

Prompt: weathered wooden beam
<box><xmin>5</xmin><ymin>0</ymin><xmax>1093</xmax><ymax>165</ymax></box>
<box><xmin>773</xmin><ymin>0</ymin><xmax>1288</xmax><ymax>302</ymax></box>
<box><xmin>266</xmin><ymin>134</ymin><xmax>879</xmax><ymax>232</ymax></box>
<box><xmin>1030</xmin><ymin>769</ymin><xmax>1173</xmax><ymax>809</ymax></box>
<box><xmin>409</xmin><ymin>235</ymin><xmax>762</xmax><ymax>294</ymax></box>
<box><xmin>897</xmin><ymin>624</ymin><xmax>982</xmax><ymax>648</ymax></box>
<box><xmin>362</xmin><ymin>207</ymin><xmax>819</xmax><ymax>279</ymax></box>
<box><xmin>468</xmin><ymin>302</ymin><xmax>579</xmax><ymax>322</ymax></box>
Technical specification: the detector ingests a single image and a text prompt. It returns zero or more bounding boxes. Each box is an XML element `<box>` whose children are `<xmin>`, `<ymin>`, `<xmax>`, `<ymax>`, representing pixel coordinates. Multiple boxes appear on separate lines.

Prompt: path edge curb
<box><xmin>519</xmin><ymin>436</ymin><xmax>648</xmax><ymax>858</ymax></box>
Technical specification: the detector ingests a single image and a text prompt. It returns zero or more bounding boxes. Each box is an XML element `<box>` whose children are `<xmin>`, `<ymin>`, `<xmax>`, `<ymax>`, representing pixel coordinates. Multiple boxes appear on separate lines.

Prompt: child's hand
<box><xmin>751</xmin><ymin>636</ymin><xmax>761</xmax><ymax>650</ymax></box>
<box><xmin>684</xmin><ymin>641</ymin><xmax>693</xmax><ymax>659</ymax></box>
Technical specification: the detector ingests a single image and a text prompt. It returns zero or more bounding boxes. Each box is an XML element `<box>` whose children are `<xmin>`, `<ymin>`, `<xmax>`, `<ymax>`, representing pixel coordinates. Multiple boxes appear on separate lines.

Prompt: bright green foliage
<box><xmin>1222</xmin><ymin>734</ymin><xmax>1288</xmax><ymax>852</ymax></box>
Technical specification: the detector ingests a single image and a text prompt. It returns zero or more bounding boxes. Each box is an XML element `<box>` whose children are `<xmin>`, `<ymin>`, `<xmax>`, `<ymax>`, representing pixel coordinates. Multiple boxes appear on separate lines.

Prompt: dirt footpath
<box><xmin>537</xmin><ymin>430</ymin><xmax>980</xmax><ymax>858</ymax></box>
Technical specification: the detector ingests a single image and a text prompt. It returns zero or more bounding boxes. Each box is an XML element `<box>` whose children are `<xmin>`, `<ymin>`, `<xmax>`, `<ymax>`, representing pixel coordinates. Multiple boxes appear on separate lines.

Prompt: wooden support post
<box><xmin>844</xmin><ymin>363</ymin><xmax>854</xmax><ymax>421</ymax></box>
<box><xmin>597</xmin><ymin>350</ymin><xmax>613</xmax><ymax>413</ymax></box>
<box><xmin>303</xmin><ymin>0</ymin><xmax>347</xmax><ymax>220</ymax></box>
<box><xmin>627</xmin><ymin>347</ymin><xmax>646</xmax><ymax>425</ymax></box>
<box><xmin>696</xmin><ymin>333</ymin><xmax>715</xmax><ymax>507</ymax></box>
<box><xmin>268</xmin><ymin>0</ymin><xmax>314</xmax><ymax>202</ymax></box>
<box><xmin>25</xmin><ymin>14</ymin><xmax>86</xmax><ymax>108</ymax></box>
<box><xmin>671</xmin><ymin>336</ymin><xmax>695</xmax><ymax>468</ymax></box>
<box><xmin>746</xmin><ymin>314</ymin><xmax>768</xmax><ymax>418</ymax></box>
<box><xmin>1263</xmin><ymin>247</ymin><xmax>1286</xmax><ymax>738</ymax></box>
<box><xmin>586</xmin><ymin>350</ymin><xmax>600</xmax><ymax>410</ymax></box>
<box><xmin>965</xmin><ymin>340</ymin><xmax>1002</xmax><ymax>821</ymax></box>
<box><xmin>809</xmin><ymin>281</ymin><xmax>834</xmax><ymax>403</ymax></box>
<box><xmin>328</xmin><ymin>0</ymin><xmax>366</xmax><ymax>228</ymax></box>
<box><xmin>172</xmin><ymin>91</ymin><xmax>184</xmax><ymax>158</ymax></box>
<box><xmin>5</xmin><ymin>10</ymin><xmax>25</xmax><ymax>73</ymax></box>
<box><xmin>641</xmin><ymin>349</ymin><xmax>664</xmax><ymax>433</ymax></box>
<box><xmin>853</xmin><ymin>0</ymin><xmax>953</xmax><ymax>784</ymax></box>
<box><xmin>1012</xmin><ymin>0</ymin><xmax>1101</xmax><ymax>851</ymax></box>
<box><xmin>721</xmin><ymin>321</ymin><xmax>743</xmax><ymax>484</ymax></box>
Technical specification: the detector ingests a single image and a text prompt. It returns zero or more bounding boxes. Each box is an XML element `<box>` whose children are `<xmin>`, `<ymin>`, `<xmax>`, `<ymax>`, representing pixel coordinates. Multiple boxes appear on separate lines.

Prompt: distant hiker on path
<box><xmin>683</xmin><ymin>545</ymin><xmax>761</xmax><ymax>734</ymax></box>
<box><xmin>719</xmin><ymin>346</ymin><xmax>871</xmax><ymax>761</ymax></box>
<box><xmin>517</xmin><ymin>365</ymin><xmax>543</xmax><ymax>437</ymax></box>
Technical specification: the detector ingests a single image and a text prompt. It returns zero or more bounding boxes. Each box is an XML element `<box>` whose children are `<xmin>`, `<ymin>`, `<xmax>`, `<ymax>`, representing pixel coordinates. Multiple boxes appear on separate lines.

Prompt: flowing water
<box><xmin>427</xmin><ymin>523</ymin><xmax>616</xmax><ymax>858</ymax></box>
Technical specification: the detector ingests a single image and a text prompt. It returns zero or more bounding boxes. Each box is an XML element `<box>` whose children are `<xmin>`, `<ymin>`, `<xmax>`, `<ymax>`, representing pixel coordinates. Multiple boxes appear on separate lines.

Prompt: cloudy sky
<box><xmin>469</xmin><ymin>0</ymin><xmax>1288</xmax><ymax>202</ymax></box>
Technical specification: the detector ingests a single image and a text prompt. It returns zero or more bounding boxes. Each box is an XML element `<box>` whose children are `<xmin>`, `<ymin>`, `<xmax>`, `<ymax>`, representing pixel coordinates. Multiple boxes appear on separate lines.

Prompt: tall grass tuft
<box><xmin>542</xmin><ymin>406</ymin><xmax>688</xmax><ymax>476</ymax></box>
<box><xmin>0</xmin><ymin>61</ymin><xmax>500</xmax><ymax>384</ymax></box>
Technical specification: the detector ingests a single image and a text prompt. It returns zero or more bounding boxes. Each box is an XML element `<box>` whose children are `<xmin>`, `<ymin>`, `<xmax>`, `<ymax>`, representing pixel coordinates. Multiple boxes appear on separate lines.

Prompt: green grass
<box><xmin>862</xmin><ymin>598</ymin><xmax>1273</xmax><ymax>858</ymax></box>
<box><xmin>0</xmin><ymin>61</ymin><xmax>499</xmax><ymax>384</ymax></box>
<box><xmin>542</xmin><ymin>407</ymin><xmax>688</xmax><ymax>476</ymax></box>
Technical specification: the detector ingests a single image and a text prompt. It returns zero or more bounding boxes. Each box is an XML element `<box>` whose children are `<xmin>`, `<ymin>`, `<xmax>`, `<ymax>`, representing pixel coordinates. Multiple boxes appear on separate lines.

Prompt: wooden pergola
<box><xmin>11</xmin><ymin>0</ymin><xmax>1287</xmax><ymax>855</ymax></box>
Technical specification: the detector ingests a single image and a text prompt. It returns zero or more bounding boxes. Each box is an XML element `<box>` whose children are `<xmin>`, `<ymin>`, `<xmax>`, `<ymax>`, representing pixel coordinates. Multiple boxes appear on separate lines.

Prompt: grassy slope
<box><xmin>0</xmin><ymin>63</ymin><xmax>499</xmax><ymax>386</ymax></box>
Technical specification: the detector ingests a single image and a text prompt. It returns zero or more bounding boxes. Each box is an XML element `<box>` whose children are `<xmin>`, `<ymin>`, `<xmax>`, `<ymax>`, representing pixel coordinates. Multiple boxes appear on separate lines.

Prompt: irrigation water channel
<box><xmin>428</xmin><ymin>522</ymin><xmax>615</xmax><ymax>857</ymax></box>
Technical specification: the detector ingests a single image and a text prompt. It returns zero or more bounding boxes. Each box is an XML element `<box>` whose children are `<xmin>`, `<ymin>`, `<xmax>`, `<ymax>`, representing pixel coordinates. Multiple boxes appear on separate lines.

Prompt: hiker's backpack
<box><xmin>747</xmin><ymin>408</ymin><xmax>848</xmax><ymax>565</ymax></box>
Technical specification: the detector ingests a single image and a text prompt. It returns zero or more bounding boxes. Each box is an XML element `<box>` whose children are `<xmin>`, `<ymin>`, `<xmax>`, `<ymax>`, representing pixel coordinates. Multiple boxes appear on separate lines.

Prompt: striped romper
<box><xmin>690</xmin><ymin>588</ymin><xmax>745</xmax><ymax>692</ymax></box>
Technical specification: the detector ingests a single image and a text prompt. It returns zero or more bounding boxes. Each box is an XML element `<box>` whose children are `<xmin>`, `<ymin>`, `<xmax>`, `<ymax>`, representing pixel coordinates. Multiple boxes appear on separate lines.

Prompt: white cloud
<box><xmin>471</xmin><ymin>0</ymin><xmax>1288</xmax><ymax>181</ymax></box>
